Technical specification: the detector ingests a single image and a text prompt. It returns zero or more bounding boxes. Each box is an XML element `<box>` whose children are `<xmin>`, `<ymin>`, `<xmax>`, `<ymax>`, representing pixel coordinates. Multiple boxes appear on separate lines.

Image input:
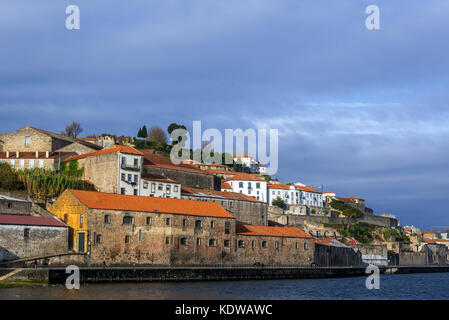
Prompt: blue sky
<box><xmin>1</xmin><ymin>1</ymin><xmax>449</xmax><ymax>229</ymax></box>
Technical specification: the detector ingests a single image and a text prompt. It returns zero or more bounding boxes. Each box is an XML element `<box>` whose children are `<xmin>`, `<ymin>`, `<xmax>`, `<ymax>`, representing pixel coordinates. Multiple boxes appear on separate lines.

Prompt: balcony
<box><xmin>121</xmin><ymin>163</ymin><xmax>141</xmax><ymax>171</ymax></box>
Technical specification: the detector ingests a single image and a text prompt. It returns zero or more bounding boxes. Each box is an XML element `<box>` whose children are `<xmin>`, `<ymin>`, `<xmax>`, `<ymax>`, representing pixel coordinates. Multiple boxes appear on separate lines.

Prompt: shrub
<box><xmin>0</xmin><ymin>162</ymin><xmax>23</xmax><ymax>191</ymax></box>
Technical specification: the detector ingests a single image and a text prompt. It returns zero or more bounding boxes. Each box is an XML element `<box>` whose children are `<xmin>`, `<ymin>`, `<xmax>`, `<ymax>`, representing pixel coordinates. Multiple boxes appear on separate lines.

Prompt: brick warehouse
<box><xmin>48</xmin><ymin>190</ymin><xmax>315</xmax><ymax>266</ymax></box>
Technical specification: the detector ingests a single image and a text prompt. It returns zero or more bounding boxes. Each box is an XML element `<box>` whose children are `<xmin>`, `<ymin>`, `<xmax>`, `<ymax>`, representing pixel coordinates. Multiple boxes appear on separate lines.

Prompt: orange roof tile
<box><xmin>294</xmin><ymin>185</ymin><xmax>322</xmax><ymax>193</ymax></box>
<box><xmin>68</xmin><ymin>190</ymin><xmax>234</xmax><ymax>219</ymax></box>
<box><xmin>142</xmin><ymin>150</ymin><xmax>212</xmax><ymax>175</ymax></box>
<box><xmin>182</xmin><ymin>186</ymin><xmax>263</xmax><ymax>203</ymax></box>
<box><xmin>65</xmin><ymin>145</ymin><xmax>142</xmax><ymax>161</ymax></box>
<box><xmin>221</xmin><ymin>182</ymin><xmax>232</xmax><ymax>190</ymax></box>
<box><xmin>268</xmin><ymin>184</ymin><xmax>295</xmax><ymax>190</ymax></box>
<box><xmin>224</xmin><ymin>172</ymin><xmax>265</xmax><ymax>182</ymax></box>
<box><xmin>236</xmin><ymin>225</ymin><xmax>312</xmax><ymax>238</ymax></box>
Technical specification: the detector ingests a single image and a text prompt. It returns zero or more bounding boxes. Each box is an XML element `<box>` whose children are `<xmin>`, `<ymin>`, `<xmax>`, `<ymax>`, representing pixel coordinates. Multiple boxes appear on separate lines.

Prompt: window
<box><xmin>7</xmin><ymin>203</ymin><xmax>12</xmax><ymax>209</ymax></box>
<box><xmin>238</xmin><ymin>240</ymin><xmax>245</xmax><ymax>248</ymax></box>
<box><xmin>146</xmin><ymin>217</ymin><xmax>152</xmax><ymax>225</ymax></box>
<box><xmin>134</xmin><ymin>174</ymin><xmax>138</xmax><ymax>182</ymax></box>
<box><xmin>209</xmin><ymin>238</ymin><xmax>217</xmax><ymax>247</ymax></box>
<box><xmin>121</xmin><ymin>157</ymin><xmax>126</xmax><ymax>167</ymax></box>
<box><xmin>262</xmin><ymin>240</ymin><xmax>268</xmax><ymax>248</ymax></box>
<box><xmin>158</xmin><ymin>184</ymin><xmax>163</xmax><ymax>191</ymax></box>
<box><xmin>195</xmin><ymin>220</ymin><xmax>202</xmax><ymax>228</ymax></box>
<box><xmin>256</xmin><ymin>183</ymin><xmax>260</xmax><ymax>189</ymax></box>
<box><xmin>225</xmin><ymin>221</ymin><xmax>231</xmax><ymax>234</ymax></box>
<box><xmin>151</xmin><ymin>183</ymin><xmax>156</xmax><ymax>193</ymax></box>
<box><xmin>125</xmin><ymin>235</ymin><xmax>130</xmax><ymax>244</ymax></box>
<box><xmin>104</xmin><ymin>215</ymin><xmax>111</xmax><ymax>224</ymax></box>
<box><xmin>166</xmin><ymin>218</ymin><xmax>171</xmax><ymax>226</ymax></box>
<box><xmin>80</xmin><ymin>214</ymin><xmax>84</xmax><ymax>228</ymax></box>
<box><xmin>10</xmin><ymin>160</ymin><xmax>15</xmax><ymax>168</ymax></box>
<box><xmin>165</xmin><ymin>237</ymin><xmax>170</xmax><ymax>245</ymax></box>
<box><xmin>304</xmin><ymin>242</ymin><xmax>308</xmax><ymax>250</ymax></box>
<box><xmin>96</xmin><ymin>234</ymin><xmax>102</xmax><ymax>244</ymax></box>
<box><xmin>127</xmin><ymin>174</ymin><xmax>132</xmax><ymax>181</ymax></box>
<box><xmin>143</xmin><ymin>181</ymin><xmax>148</xmax><ymax>189</ymax></box>
<box><xmin>120</xmin><ymin>188</ymin><xmax>126</xmax><ymax>195</ymax></box>
<box><xmin>63</xmin><ymin>214</ymin><xmax>68</xmax><ymax>222</ymax></box>
<box><xmin>25</xmin><ymin>136</ymin><xmax>30</xmax><ymax>146</ymax></box>
<box><xmin>239</xmin><ymin>182</ymin><xmax>243</xmax><ymax>188</ymax></box>
<box><xmin>166</xmin><ymin>185</ymin><xmax>171</xmax><ymax>195</ymax></box>
<box><xmin>123</xmin><ymin>216</ymin><xmax>133</xmax><ymax>224</ymax></box>
<box><xmin>174</xmin><ymin>185</ymin><xmax>178</xmax><ymax>192</ymax></box>
<box><xmin>224</xmin><ymin>240</ymin><xmax>231</xmax><ymax>248</ymax></box>
<box><xmin>138</xmin><ymin>229</ymin><xmax>142</xmax><ymax>242</ymax></box>
<box><xmin>210</xmin><ymin>221</ymin><xmax>215</xmax><ymax>229</ymax></box>
<box><xmin>38</xmin><ymin>159</ymin><xmax>44</xmax><ymax>168</ymax></box>
<box><xmin>296</xmin><ymin>242</ymin><xmax>299</xmax><ymax>249</ymax></box>
<box><xmin>121</xmin><ymin>173</ymin><xmax>125</xmax><ymax>181</ymax></box>
<box><xmin>180</xmin><ymin>237</ymin><xmax>188</xmax><ymax>246</ymax></box>
<box><xmin>134</xmin><ymin>158</ymin><xmax>138</xmax><ymax>167</ymax></box>
<box><xmin>182</xmin><ymin>219</ymin><xmax>187</xmax><ymax>228</ymax></box>
<box><xmin>252</xmin><ymin>240</ymin><xmax>256</xmax><ymax>248</ymax></box>
<box><xmin>133</xmin><ymin>189</ymin><xmax>138</xmax><ymax>195</ymax></box>
<box><xmin>19</xmin><ymin>160</ymin><xmax>24</xmax><ymax>169</ymax></box>
<box><xmin>24</xmin><ymin>228</ymin><xmax>30</xmax><ymax>240</ymax></box>
<box><xmin>196</xmin><ymin>238</ymin><xmax>201</xmax><ymax>246</ymax></box>
<box><xmin>29</xmin><ymin>160</ymin><xmax>34</xmax><ymax>168</ymax></box>
<box><xmin>275</xmin><ymin>241</ymin><xmax>279</xmax><ymax>249</ymax></box>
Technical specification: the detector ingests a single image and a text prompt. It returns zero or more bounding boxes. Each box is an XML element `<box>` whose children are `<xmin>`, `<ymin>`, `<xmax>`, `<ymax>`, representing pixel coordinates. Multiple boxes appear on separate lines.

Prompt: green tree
<box><xmin>168</xmin><ymin>123</ymin><xmax>186</xmax><ymax>135</ymax></box>
<box><xmin>0</xmin><ymin>162</ymin><xmax>22</xmax><ymax>191</ymax></box>
<box><xmin>272</xmin><ymin>196</ymin><xmax>287</xmax><ymax>210</ymax></box>
<box><xmin>141</xmin><ymin>125</ymin><xmax>148</xmax><ymax>138</ymax></box>
<box><xmin>137</xmin><ymin>127</ymin><xmax>143</xmax><ymax>138</ymax></box>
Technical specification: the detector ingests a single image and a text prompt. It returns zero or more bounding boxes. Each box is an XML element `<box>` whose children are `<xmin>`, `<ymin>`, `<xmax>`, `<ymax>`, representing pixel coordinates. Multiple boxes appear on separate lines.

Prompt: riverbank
<box><xmin>2</xmin><ymin>265</ymin><xmax>449</xmax><ymax>286</ymax></box>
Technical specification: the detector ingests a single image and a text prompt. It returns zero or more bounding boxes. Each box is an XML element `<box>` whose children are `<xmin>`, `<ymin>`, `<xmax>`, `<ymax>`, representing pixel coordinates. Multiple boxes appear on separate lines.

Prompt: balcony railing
<box><xmin>121</xmin><ymin>163</ymin><xmax>141</xmax><ymax>171</ymax></box>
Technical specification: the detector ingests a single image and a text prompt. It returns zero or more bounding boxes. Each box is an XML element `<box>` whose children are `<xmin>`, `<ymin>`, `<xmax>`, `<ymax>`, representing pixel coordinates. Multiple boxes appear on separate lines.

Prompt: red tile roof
<box><xmin>182</xmin><ymin>186</ymin><xmax>263</xmax><ymax>203</ymax></box>
<box><xmin>224</xmin><ymin>172</ymin><xmax>265</xmax><ymax>182</ymax></box>
<box><xmin>424</xmin><ymin>238</ymin><xmax>449</xmax><ymax>244</ymax></box>
<box><xmin>68</xmin><ymin>190</ymin><xmax>234</xmax><ymax>219</ymax></box>
<box><xmin>0</xmin><ymin>152</ymin><xmax>73</xmax><ymax>160</ymax></box>
<box><xmin>236</xmin><ymin>224</ymin><xmax>312</xmax><ymax>238</ymax></box>
<box><xmin>233</xmin><ymin>154</ymin><xmax>249</xmax><ymax>158</ymax></box>
<box><xmin>141</xmin><ymin>173</ymin><xmax>178</xmax><ymax>184</ymax></box>
<box><xmin>141</xmin><ymin>150</ymin><xmax>212</xmax><ymax>175</ymax></box>
<box><xmin>268</xmin><ymin>184</ymin><xmax>294</xmax><ymax>190</ymax></box>
<box><xmin>64</xmin><ymin>145</ymin><xmax>142</xmax><ymax>161</ymax></box>
<box><xmin>221</xmin><ymin>182</ymin><xmax>232</xmax><ymax>190</ymax></box>
<box><xmin>294</xmin><ymin>185</ymin><xmax>322</xmax><ymax>193</ymax></box>
<box><xmin>0</xmin><ymin>214</ymin><xmax>67</xmax><ymax>228</ymax></box>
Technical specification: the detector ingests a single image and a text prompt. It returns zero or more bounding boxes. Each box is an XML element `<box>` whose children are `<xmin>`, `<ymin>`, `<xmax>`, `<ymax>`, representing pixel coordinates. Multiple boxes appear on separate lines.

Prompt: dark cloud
<box><xmin>1</xmin><ymin>0</ymin><xmax>448</xmax><ymax>228</ymax></box>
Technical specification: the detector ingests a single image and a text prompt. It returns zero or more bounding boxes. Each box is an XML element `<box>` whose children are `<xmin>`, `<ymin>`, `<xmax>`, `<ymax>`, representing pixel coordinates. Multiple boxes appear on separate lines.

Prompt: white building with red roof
<box><xmin>268</xmin><ymin>183</ymin><xmax>324</xmax><ymax>207</ymax></box>
<box><xmin>222</xmin><ymin>172</ymin><xmax>267</xmax><ymax>202</ymax></box>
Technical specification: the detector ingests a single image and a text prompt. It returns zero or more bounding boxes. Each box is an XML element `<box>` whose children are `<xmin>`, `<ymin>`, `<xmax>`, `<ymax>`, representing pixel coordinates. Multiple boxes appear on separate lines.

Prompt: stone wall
<box><xmin>145</xmin><ymin>166</ymin><xmax>220</xmax><ymax>191</ymax></box>
<box><xmin>314</xmin><ymin>244</ymin><xmax>362</xmax><ymax>267</ymax></box>
<box><xmin>0</xmin><ymin>225</ymin><xmax>68</xmax><ymax>261</ymax></box>
<box><xmin>182</xmin><ymin>194</ymin><xmax>267</xmax><ymax>226</ymax></box>
<box><xmin>268</xmin><ymin>211</ymin><xmax>399</xmax><ymax>229</ymax></box>
<box><xmin>2</xmin><ymin>127</ymin><xmax>71</xmax><ymax>153</ymax></box>
<box><xmin>87</xmin><ymin>208</ymin><xmax>237</xmax><ymax>266</ymax></box>
<box><xmin>55</xmin><ymin>142</ymin><xmax>99</xmax><ymax>155</ymax></box>
<box><xmin>232</xmin><ymin>236</ymin><xmax>315</xmax><ymax>266</ymax></box>
<box><xmin>350</xmin><ymin>244</ymin><xmax>388</xmax><ymax>266</ymax></box>
<box><xmin>82</xmin><ymin>153</ymin><xmax>118</xmax><ymax>194</ymax></box>
<box><xmin>0</xmin><ymin>196</ymin><xmax>31</xmax><ymax>215</ymax></box>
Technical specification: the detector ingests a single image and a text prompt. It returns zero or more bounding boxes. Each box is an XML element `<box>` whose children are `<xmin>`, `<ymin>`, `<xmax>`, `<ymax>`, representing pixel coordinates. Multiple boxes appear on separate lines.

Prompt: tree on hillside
<box><xmin>141</xmin><ymin>125</ymin><xmax>148</xmax><ymax>138</ymax></box>
<box><xmin>0</xmin><ymin>162</ymin><xmax>23</xmax><ymax>191</ymax></box>
<box><xmin>168</xmin><ymin>123</ymin><xmax>186</xmax><ymax>135</ymax></box>
<box><xmin>147</xmin><ymin>126</ymin><xmax>168</xmax><ymax>145</ymax></box>
<box><xmin>272</xmin><ymin>197</ymin><xmax>287</xmax><ymax>210</ymax></box>
<box><xmin>137</xmin><ymin>128</ymin><xmax>143</xmax><ymax>138</ymax></box>
<box><xmin>62</xmin><ymin>121</ymin><xmax>83</xmax><ymax>138</ymax></box>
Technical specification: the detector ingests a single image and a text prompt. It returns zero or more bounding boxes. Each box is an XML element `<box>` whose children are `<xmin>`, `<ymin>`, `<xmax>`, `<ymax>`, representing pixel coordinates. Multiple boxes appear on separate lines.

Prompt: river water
<box><xmin>1</xmin><ymin>273</ymin><xmax>448</xmax><ymax>300</ymax></box>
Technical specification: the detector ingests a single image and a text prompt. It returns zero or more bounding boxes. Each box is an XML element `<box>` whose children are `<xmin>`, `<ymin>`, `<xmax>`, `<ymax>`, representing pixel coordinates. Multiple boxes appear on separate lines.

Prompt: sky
<box><xmin>1</xmin><ymin>1</ymin><xmax>448</xmax><ymax>229</ymax></box>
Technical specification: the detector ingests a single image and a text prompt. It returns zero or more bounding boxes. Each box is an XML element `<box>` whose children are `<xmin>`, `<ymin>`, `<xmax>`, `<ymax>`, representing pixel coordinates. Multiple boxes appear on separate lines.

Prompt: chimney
<box><xmin>46</xmin><ymin>151</ymin><xmax>49</xmax><ymax>158</ymax></box>
<box><xmin>36</xmin><ymin>151</ymin><xmax>39</xmax><ymax>158</ymax></box>
<box><xmin>16</xmin><ymin>151</ymin><xmax>19</xmax><ymax>158</ymax></box>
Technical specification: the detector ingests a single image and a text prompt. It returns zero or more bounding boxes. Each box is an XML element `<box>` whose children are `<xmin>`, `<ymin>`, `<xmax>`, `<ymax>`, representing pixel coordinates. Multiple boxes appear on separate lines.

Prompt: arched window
<box><xmin>123</xmin><ymin>216</ymin><xmax>133</xmax><ymax>224</ymax></box>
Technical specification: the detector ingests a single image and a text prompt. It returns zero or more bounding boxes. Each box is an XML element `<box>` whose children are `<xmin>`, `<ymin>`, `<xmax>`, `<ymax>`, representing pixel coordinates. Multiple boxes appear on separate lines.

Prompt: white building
<box><xmin>233</xmin><ymin>154</ymin><xmax>260</xmax><ymax>173</ymax></box>
<box><xmin>268</xmin><ymin>184</ymin><xmax>324</xmax><ymax>207</ymax></box>
<box><xmin>140</xmin><ymin>173</ymin><xmax>181</xmax><ymax>199</ymax></box>
<box><xmin>222</xmin><ymin>173</ymin><xmax>267</xmax><ymax>202</ymax></box>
